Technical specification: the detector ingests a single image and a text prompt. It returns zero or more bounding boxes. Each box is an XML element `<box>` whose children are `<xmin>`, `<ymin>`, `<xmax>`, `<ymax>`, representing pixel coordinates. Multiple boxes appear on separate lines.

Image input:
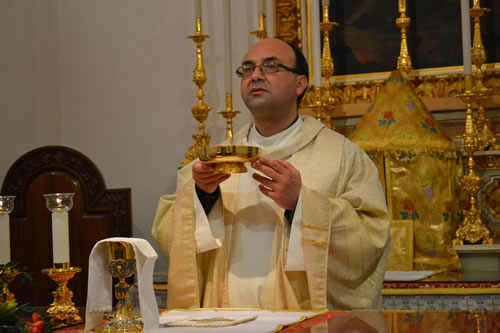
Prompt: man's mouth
<box><xmin>249</xmin><ymin>88</ymin><xmax>267</xmax><ymax>95</ymax></box>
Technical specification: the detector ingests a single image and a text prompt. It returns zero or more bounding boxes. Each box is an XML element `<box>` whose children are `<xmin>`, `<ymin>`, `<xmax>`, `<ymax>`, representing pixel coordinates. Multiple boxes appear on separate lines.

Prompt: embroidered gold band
<box><xmin>302</xmin><ymin>239</ymin><xmax>328</xmax><ymax>247</ymax></box>
<box><xmin>302</xmin><ymin>224</ymin><xmax>328</xmax><ymax>232</ymax></box>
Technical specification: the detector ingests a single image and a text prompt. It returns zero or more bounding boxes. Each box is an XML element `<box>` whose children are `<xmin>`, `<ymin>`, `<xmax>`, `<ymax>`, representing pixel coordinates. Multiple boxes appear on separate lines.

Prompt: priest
<box><xmin>153</xmin><ymin>38</ymin><xmax>390</xmax><ymax>310</ymax></box>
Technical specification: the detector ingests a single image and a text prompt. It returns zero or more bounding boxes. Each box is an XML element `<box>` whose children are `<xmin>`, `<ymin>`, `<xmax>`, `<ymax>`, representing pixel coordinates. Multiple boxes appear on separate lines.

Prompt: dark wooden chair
<box><xmin>1</xmin><ymin>146</ymin><xmax>132</xmax><ymax>306</ymax></box>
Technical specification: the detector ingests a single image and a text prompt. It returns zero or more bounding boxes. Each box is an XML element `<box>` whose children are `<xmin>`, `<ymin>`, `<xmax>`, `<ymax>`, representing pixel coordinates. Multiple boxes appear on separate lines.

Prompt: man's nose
<box><xmin>250</xmin><ymin>65</ymin><xmax>265</xmax><ymax>80</ymax></box>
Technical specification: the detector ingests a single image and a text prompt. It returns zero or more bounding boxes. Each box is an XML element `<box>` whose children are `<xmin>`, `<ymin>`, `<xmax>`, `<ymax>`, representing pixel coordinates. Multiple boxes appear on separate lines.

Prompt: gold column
<box><xmin>453</xmin><ymin>75</ymin><xmax>493</xmax><ymax>245</ymax></box>
<box><xmin>183</xmin><ymin>18</ymin><xmax>212</xmax><ymax>165</ymax></box>
<box><xmin>218</xmin><ymin>94</ymin><xmax>240</xmax><ymax>140</ymax></box>
<box><xmin>319</xmin><ymin>4</ymin><xmax>338</xmax><ymax>129</ymax></box>
<box><xmin>470</xmin><ymin>1</ymin><xmax>499</xmax><ymax>151</ymax></box>
<box><xmin>396</xmin><ymin>0</ymin><xmax>412</xmax><ymax>73</ymax></box>
<box><xmin>251</xmin><ymin>13</ymin><xmax>268</xmax><ymax>40</ymax></box>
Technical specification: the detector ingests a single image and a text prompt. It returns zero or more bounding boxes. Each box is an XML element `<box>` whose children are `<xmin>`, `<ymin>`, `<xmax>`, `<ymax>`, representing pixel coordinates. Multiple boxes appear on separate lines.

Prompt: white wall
<box><xmin>0</xmin><ymin>0</ymin><xmax>261</xmax><ymax>279</ymax></box>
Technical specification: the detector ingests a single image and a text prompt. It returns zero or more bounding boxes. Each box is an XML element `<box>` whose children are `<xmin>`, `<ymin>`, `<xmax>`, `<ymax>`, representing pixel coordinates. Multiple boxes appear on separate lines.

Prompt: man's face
<box><xmin>239</xmin><ymin>39</ymin><xmax>304</xmax><ymax>118</ymax></box>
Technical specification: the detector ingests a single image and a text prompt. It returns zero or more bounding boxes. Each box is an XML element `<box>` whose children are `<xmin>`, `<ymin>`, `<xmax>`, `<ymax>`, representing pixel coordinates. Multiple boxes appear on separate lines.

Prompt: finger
<box><xmin>252</xmin><ymin>172</ymin><xmax>276</xmax><ymax>190</ymax></box>
<box><xmin>204</xmin><ymin>175</ymin><xmax>230</xmax><ymax>187</ymax></box>
<box><xmin>251</xmin><ymin>158</ymin><xmax>281</xmax><ymax>179</ymax></box>
<box><xmin>258</xmin><ymin>184</ymin><xmax>276</xmax><ymax>199</ymax></box>
<box><xmin>275</xmin><ymin>159</ymin><xmax>294</xmax><ymax>171</ymax></box>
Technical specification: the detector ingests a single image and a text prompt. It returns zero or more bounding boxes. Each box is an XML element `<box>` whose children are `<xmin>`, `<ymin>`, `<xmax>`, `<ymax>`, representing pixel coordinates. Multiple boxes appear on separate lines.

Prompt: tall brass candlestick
<box><xmin>251</xmin><ymin>13</ymin><xmax>268</xmax><ymax>40</ymax></box>
<box><xmin>453</xmin><ymin>75</ymin><xmax>493</xmax><ymax>245</ymax></box>
<box><xmin>319</xmin><ymin>4</ymin><xmax>338</xmax><ymax>129</ymax></box>
<box><xmin>218</xmin><ymin>94</ymin><xmax>240</xmax><ymax>140</ymax></box>
<box><xmin>470</xmin><ymin>2</ymin><xmax>498</xmax><ymax>151</ymax></box>
<box><xmin>395</xmin><ymin>0</ymin><xmax>412</xmax><ymax>73</ymax></box>
<box><xmin>183</xmin><ymin>18</ymin><xmax>212</xmax><ymax>165</ymax></box>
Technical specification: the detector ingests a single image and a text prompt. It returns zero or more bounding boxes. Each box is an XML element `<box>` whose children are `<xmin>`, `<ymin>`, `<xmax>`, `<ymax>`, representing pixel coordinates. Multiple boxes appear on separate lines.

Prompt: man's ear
<box><xmin>296</xmin><ymin>75</ymin><xmax>308</xmax><ymax>96</ymax></box>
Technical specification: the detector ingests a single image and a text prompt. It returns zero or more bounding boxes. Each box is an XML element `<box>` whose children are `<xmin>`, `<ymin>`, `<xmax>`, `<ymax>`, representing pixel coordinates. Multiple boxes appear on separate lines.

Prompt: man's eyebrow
<box><xmin>241</xmin><ymin>56</ymin><xmax>280</xmax><ymax>66</ymax></box>
<box><xmin>263</xmin><ymin>56</ymin><xmax>279</xmax><ymax>62</ymax></box>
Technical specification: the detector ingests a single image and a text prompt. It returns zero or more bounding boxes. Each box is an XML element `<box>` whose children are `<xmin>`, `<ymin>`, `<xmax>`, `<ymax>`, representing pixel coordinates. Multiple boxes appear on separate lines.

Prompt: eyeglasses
<box><xmin>235</xmin><ymin>60</ymin><xmax>299</xmax><ymax>78</ymax></box>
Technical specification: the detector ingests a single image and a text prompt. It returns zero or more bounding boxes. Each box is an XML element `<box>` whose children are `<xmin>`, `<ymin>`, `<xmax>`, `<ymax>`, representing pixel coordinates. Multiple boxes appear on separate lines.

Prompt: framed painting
<box><xmin>274</xmin><ymin>0</ymin><xmax>500</xmax><ymax>118</ymax></box>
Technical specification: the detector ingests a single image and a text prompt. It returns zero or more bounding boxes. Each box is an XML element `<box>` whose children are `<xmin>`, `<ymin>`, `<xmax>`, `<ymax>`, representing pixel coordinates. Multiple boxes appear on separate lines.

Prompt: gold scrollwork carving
<box><xmin>329</xmin><ymin>70</ymin><xmax>500</xmax><ymax>105</ymax></box>
<box><xmin>473</xmin><ymin>153</ymin><xmax>500</xmax><ymax>170</ymax></box>
<box><xmin>275</xmin><ymin>0</ymin><xmax>301</xmax><ymax>48</ymax></box>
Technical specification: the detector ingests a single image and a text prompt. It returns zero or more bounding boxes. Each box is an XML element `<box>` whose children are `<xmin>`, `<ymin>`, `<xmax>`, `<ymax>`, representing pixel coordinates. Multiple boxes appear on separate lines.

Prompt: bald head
<box><xmin>239</xmin><ymin>38</ymin><xmax>309</xmax><ymax>136</ymax></box>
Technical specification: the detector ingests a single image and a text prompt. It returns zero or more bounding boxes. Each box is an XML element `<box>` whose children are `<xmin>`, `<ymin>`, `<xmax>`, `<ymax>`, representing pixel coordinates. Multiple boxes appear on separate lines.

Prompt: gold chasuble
<box><xmin>349</xmin><ymin>71</ymin><xmax>462</xmax><ymax>272</ymax></box>
<box><xmin>153</xmin><ymin>116</ymin><xmax>390</xmax><ymax>310</ymax></box>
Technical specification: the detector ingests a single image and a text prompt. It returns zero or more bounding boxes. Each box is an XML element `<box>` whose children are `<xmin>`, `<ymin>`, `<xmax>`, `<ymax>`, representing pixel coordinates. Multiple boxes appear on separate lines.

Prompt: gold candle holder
<box><xmin>218</xmin><ymin>94</ymin><xmax>240</xmax><ymax>140</ymax></box>
<box><xmin>0</xmin><ymin>195</ymin><xmax>17</xmax><ymax>303</ymax></box>
<box><xmin>250</xmin><ymin>13</ymin><xmax>267</xmax><ymax>40</ymax></box>
<box><xmin>102</xmin><ymin>241</ymin><xmax>142</xmax><ymax>333</ymax></box>
<box><xmin>395</xmin><ymin>0</ymin><xmax>413</xmax><ymax>73</ymax></box>
<box><xmin>453</xmin><ymin>75</ymin><xmax>493</xmax><ymax>245</ymax></box>
<box><xmin>470</xmin><ymin>1</ymin><xmax>498</xmax><ymax>151</ymax></box>
<box><xmin>183</xmin><ymin>17</ymin><xmax>212</xmax><ymax>165</ymax></box>
<box><xmin>41</xmin><ymin>264</ymin><xmax>83</xmax><ymax>329</ymax></box>
<box><xmin>319</xmin><ymin>4</ymin><xmax>338</xmax><ymax>129</ymax></box>
<box><xmin>0</xmin><ymin>265</ymin><xmax>20</xmax><ymax>303</ymax></box>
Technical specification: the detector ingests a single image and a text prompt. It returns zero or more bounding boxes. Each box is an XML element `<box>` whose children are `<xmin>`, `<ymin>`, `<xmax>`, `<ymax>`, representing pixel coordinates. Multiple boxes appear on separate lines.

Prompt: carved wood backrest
<box><xmin>1</xmin><ymin>146</ymin><xmax>132</xmax><ymax>306</ymax></box>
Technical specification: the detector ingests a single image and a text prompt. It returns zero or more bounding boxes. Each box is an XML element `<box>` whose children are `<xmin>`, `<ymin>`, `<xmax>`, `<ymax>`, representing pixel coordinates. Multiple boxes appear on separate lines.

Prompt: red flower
<box><xmin>424</xmin><ymin>119</ymin><xmax>434</xmax><ymax>127</ymax></box>
<box><xmin>383</xmin><ymin>111</ymin><xmax>393</xmax><ymax>120</ymax></box>
<box><xmin>403</xmin><ymin>200</ymin><xmax>415</xmax><ymax>211</ymax></box>
<box><xmin>26</xmin><ymin>312</ymin><xmax>45</xmax><ymax>333</ymax></box>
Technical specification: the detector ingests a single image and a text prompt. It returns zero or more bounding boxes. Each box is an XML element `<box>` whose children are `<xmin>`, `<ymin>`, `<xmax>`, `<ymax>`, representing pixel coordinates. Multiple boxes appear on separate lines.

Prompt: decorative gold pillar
<box><xmin>396</xmin><ymin>0</ymin><xmax>412</xmax><ymax>73</ymax></box>
<box><xmin>183</xmin><ymin>18</ymin><xmax>212</xmax><ymax>165</ymax></box>
<box><xmin>218</xmin><ymin>94</ymin><xmax>240</xmax><ymax>140</ymax></box>
<box><xmin>453</xmin><ymin>75</ymin><xmax>493</xmax><ymax>245</ymax></box>
<box><xmin>470</xmin><ymin>1</ymin><xmax>499</xmax><ymax>151</ymax></box>
<box><xmin>319</xmin><ymin>3</ymin><xmax>338</xmax><ymax>129</ymax></box>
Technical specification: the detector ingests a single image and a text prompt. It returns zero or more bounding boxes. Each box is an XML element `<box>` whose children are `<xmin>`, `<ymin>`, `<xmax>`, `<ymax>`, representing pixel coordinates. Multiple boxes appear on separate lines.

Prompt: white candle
<box><xmin>224</xmin><ymin>0</ymin><xmax>232</xmax><ymax>94</ymax></box>
<box><xmin>312</xmin><ymin>0</ymin><xmax>322</xmax><ymax>87</ymax></box>
<box><xmin>321</xmin><ymin>0</ymin><xmax>330</xmax><ymax>6</ymax></box>
<box><xmin>460</xmin><ymin>0</ymin><xmax>472</xmax><ymax>75</ymax></box>
<box><xmin>266</xmin><ymin>0</ymin><xmax>274</xmax><ymax>38</ymax></box>
<box><xmin>0</xmin><ymin>213</ymin><xmax>10</xmax><ymax>264</ymax></box>
<box><xmin>51</xmin><ymin>212</ymin><xmax>70</xmax><ymax>264</ymax></box>
<box><xmin>257</xmin><ymin>0</ymin><xmax>265</xmax><ymax>14</ymax></box>
<box><xmin>194</xmin><ymin>0</ymin><xmax>201</xmax><ymax>18</ymax></box>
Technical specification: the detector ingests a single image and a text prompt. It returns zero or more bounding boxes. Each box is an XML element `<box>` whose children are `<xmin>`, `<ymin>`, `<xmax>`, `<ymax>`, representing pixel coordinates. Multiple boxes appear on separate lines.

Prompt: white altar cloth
<box><xmin>147</xmin><ymin>308</ymin><xmax>322</xmax><ymax>333</ymax></box>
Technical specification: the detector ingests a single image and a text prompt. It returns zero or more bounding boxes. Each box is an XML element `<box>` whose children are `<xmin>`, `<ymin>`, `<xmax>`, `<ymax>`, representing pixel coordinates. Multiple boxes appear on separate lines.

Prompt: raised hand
<box><xmin>251</xmin><ymin>157</ymin><xmax>301</xmax><ymax>211</ymax></box>
<box><xmin>192</xmin><ymin>161</ymin><xmax>230</xmax><ymax>194</ymax></box>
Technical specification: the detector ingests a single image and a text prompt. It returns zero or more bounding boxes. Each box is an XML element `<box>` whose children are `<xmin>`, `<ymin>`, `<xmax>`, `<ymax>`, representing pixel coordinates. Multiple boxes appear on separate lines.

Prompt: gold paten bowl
<box><xmin>198</xmin><ymin>145</ymin><xmax>262</xmax><ymax>174</ymax></box>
